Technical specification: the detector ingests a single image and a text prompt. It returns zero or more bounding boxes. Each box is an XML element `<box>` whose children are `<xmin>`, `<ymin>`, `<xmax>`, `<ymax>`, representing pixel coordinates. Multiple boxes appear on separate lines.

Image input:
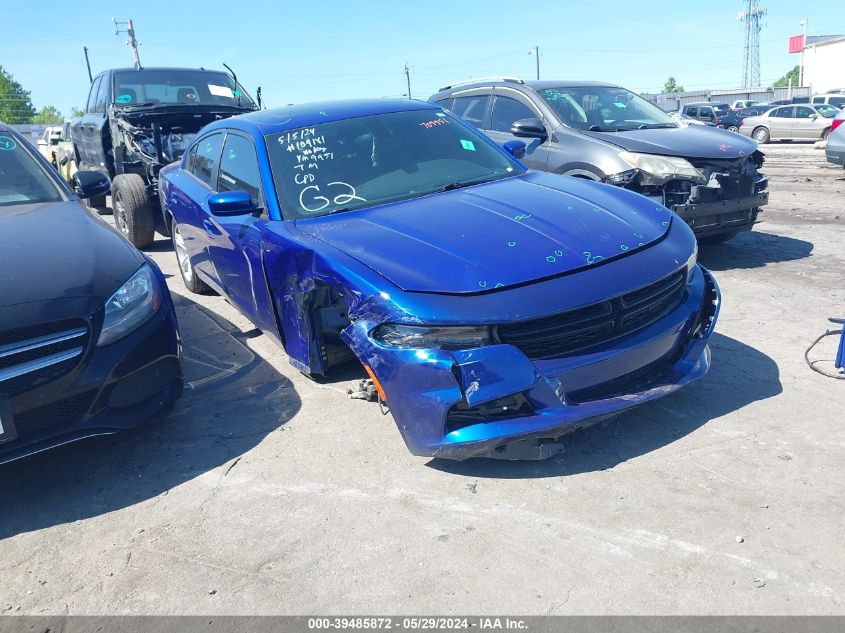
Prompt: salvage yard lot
<box><xmin>1</xmin><ymin>143</ymin><xmax>843</xmax><ymax>614</ymax></box>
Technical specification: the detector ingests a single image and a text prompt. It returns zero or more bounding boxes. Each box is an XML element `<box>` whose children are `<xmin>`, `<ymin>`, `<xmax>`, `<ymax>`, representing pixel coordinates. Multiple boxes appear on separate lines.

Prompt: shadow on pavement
<box><xmin>427</xmin><ymin>333</ymin><xmax>781</xmax><ymax>479</ymax></box>
<box><xmin>0</xmin><ymin>294</ymin><xmax>301</xmax><ymax>539</ymax></box>
<box><xmin>698</xmin><ymin>230</ymin><xmax>813</xmax><ymax>271</ymax></box>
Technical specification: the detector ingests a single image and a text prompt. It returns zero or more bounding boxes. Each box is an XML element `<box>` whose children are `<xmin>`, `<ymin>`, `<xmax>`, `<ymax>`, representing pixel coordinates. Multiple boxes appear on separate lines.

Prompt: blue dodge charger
<box><xmin>159</xmin><ymin>99</ymin><xmax>719</xmax><ymax>459</ymax></box>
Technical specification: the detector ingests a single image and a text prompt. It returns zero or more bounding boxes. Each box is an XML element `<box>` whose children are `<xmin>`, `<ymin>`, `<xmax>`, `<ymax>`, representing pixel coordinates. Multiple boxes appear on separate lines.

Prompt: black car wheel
<box><xmin>112</xmin><ymin>173</ymin><xmax>155</xmax><ymax>248</ymax></box>
<box><xmin>171</xmin><ymin>222</ymin><xmax>211</xmax><ymax>294</ymax></box>
<box><xmin>727</xmin><ymin>125</ymin><xmax>739</xmax><ymax>133</ymax></box>
<box><xmin>753</xmin><ymin>127</ymin><xmax>770</xmax><ymax>144</ymax></box>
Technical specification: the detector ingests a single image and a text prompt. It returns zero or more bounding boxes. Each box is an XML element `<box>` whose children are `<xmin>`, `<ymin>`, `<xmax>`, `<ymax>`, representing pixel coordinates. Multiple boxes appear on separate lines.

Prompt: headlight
<box><xmin>618</xmin><ymin>151</ymin><xmax>704</xmax><ymax>186</ymax></box>
<box><xmin>372</xmin><ymin>324</ymin><xmax>493</xmax><ymax>350</ymax></box>
<box><xmin>97</xmin><ymin>264</ymin><xmax>162</xmax><ymax>346</ymax></box>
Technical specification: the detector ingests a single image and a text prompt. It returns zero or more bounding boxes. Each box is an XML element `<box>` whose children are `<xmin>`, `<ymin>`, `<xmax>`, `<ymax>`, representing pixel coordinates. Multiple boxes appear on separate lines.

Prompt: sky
<box><xmin>2</xmin><ymin>0</ymin><xmax>842</xmax><ymax>116</ymax></box>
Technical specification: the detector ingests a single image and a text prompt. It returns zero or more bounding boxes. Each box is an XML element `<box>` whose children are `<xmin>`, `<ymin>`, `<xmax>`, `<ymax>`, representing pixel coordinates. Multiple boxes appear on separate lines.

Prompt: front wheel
<box><xmin>171</xmin><ymin>222</ymin><xmax>211</xmax><ymax>294</ymax></box>
<box><xmin>112</xmin><ymin>173</ymin><xmax>155</xmax><ymax>248</ymax></box>
<box><xmin>752</xmin><ymin>127</ymin><xmax>770</xmax><ymax>144</ymax></box>
<box><xmin>727</xmin><ymin>125</ymin><xmax>739</xmax><ymax>133</ymax></box>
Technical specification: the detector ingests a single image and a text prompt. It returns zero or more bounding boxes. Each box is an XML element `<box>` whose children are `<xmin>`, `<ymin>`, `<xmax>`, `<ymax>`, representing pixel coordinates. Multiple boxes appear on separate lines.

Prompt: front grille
<box><xmin>496</xmin><ymin>269</ymin><xmax>687</xmax><ymax>360</ymax></box>
<box><xmin>14</xmin><ymin>390</ymin><xmax>97</xmax><ymax>438</ymax></box>
<box><xmin>0</xmin><ymin>319</ymin><xmax>90</xmax><ymax>397</ymax></box>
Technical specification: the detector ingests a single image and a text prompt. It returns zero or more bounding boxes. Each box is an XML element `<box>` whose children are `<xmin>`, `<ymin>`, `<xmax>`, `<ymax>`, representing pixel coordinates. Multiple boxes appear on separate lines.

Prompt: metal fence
<box><xmin>642</xmin><ymin>87</ymin><xmax>812</xmax><ymax>111</ymax></box>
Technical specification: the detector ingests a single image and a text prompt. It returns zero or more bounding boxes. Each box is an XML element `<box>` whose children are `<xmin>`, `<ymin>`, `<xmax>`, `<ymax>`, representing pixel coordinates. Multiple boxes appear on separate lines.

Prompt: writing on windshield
<box><xmin>266</xmin><ymin>109</ymin><xmax>522</xmax><ymax>220</ymax></box>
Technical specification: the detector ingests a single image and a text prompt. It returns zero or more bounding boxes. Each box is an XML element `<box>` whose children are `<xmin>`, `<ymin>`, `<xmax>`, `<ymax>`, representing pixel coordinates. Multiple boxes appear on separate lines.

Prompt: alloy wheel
<box><xmin>173</xmin><ymin>225</ymin><xmax>193</xmax><ymax>283</ymax></box>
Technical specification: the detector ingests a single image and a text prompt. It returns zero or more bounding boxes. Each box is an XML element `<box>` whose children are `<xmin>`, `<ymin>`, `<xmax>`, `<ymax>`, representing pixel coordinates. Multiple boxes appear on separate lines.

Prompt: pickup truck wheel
<box><xmin>752</xmin><ymin>127</ymin><xmax>770</xmax><ymax>143</ymax></box>
<box><xmin>112</xmin><ymin>173</ymin><xmax>155</xmax><ymax>248</ymax></box>
<box><xmin>171</xmin><ymin>223</ymin><xmax>211</xmax><ymax>294</ymax></box>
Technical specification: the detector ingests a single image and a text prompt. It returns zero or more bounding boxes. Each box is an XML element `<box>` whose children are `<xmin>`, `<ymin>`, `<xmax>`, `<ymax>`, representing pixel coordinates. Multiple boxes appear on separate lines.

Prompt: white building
<box><xmin>802</xmin><ymin>35</ymin><xmax>845</xmax><ymax>94</ymax></box>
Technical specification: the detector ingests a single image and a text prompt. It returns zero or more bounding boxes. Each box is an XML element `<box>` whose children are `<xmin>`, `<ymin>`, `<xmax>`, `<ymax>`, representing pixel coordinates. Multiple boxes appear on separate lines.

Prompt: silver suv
<box><xmin>429</xmin><ymin>78</ymin><xmax>768</xmax><ymax>242</ymax></box>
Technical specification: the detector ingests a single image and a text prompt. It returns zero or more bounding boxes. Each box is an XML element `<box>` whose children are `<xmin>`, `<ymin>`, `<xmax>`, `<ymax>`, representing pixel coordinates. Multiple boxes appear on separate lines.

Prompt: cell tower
<box><xmin>738</xmin><ymin>0</ymin><xmax>766</xmax><ymax>88</ymax></box>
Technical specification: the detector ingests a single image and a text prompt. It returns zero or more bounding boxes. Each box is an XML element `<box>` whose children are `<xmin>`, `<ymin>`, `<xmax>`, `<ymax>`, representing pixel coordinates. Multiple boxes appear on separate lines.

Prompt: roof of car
<box><xmin>436</xmin><ymin>79</ymin><xmax>619</xmax><ymax>94</ymax></box>
<box><xmin>206</xmin><ymin>99</ymin><xmax>439</xmax><ymax>135</ymax></box>
<box><xmin>102</xmin><ymin>67</ymin><xmax>233</xmax><ymax>74</ymax></box>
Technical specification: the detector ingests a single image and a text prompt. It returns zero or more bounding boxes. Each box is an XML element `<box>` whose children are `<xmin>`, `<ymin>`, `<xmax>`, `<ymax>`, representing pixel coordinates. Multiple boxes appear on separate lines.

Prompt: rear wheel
<box><xmin>752</xmin><ymin>127</ymin><xmax>770</xmax><ymax>144</ymax></box>
<box><xmin>112</xmin><ymin>173</ymin><xmax>155</xmax><ymax>248</ymax></box>
<box><xmin>727</xmin><ymin>125</ymin><xmax>739</xmax><ymax>133</ymax></box>
<box><xmin>171</xmin><ymin>222</ymin><xmax>211</xmax><ymax>294</ymax></box>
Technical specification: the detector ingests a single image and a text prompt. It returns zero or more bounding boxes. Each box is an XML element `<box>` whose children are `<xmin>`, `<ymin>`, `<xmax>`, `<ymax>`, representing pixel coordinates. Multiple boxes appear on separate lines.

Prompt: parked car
<box><xmin>714</xmin><ymin>105</ymin><xmax>772</xmax><ymax>133</ymax></box>
<box><xmin>739</xmin><ymin>104</ymin><xmax>839</xmax><ymax>143</ymax></box>
<box><xmin>669</xmin><ymin>112</ymin><xmax>715</xmax><ymax>127</ymax></box>
<box><xmin>680</xmin><ymin>102</ymin><xmax>732</xmax><ymax>123</ymax></box>
<box><xmin>731</xmin><ymin>100</ymin><xmax>758</xmax><ymax>111</ymax></box>
<box><xmin>35</xmin><ymin>126</ymin><xmax>63</xmax><ymax>164</ymax></box>
<box><xmin>160</xmin><ymin>99</ymin><xmax>720</xmax><ymax>460</ymax></box>
<box><xmin>825</xmin><ymin>109</ymin><xmax>845</xmax><ymax>167</ymax></box>
<box><xmin>810</xmin><ymin>94</ymin><xmax>845</xmax><ymax>109</ymax></box>
<box><xmin>430</xmin><ymin>79</ymin><xmax>768</xmax><ymax>242</ymax></box>
<box><xmin>72</xmin><ymin>66</ymin><xmax>258</xmax><ymax>247</ymax></box>
<box><xmin>0</xmin><ymin>124</ymin><xmax>182</xmax><ymax>465</ymax></box>
<box><xmin>52</xmin><ymin>119</ymin><xmax>79</xmax><ymax>182</ymax></box>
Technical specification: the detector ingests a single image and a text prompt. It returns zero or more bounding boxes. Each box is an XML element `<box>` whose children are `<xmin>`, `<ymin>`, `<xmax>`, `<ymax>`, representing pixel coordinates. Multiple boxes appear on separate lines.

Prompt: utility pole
<box><xmin>737</xmin><ymin>0</ymin><xmax>766</xmax><ymax>88</ymax></box>
<box><xmin>404</xmin><ymin>62</ymin><xmax>412</xmax><ymax>99</ymax></box>
<box><xmin>83</xmin><ymin>46</ymin><xmax>93</xmax><ymax>84</ymax></box>
<box><xmin>113</xmin><ymin>17</ymin><xmax>142</xmax><ymax>69</ymax></box>
<box><xmin>528</xmin><ymin>46</ymin><xmax>540</xmax><ymax>80</ymax></box>
<box><xmin>799</xmin><ymin>18</ymin><xmax>808</xmax><ymax>87</ymax></box>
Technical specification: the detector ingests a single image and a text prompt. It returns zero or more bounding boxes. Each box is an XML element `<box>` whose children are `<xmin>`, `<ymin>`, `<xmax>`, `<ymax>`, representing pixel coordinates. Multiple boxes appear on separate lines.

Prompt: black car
<box><xmin>72</xmin><ymin>67</ymin><xmax>258</xmax><ymax>248</ymax></box>
<box><xmin>714</xmin><ymin>105</ymin><xmax>772</xmax><ymax>133</ymax></box>
<box><xmin>0</xmin><ymin>125</ymin><xmax>182</xmax><ymax>465</ymax></box>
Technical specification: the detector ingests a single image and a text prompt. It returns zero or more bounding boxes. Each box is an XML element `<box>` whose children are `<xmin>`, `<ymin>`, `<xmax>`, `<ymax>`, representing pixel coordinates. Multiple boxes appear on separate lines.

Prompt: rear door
<box><xmin>205</xmin><ymin>131</ymin><xmax>276</xmax><ymax>331</ymax></box>
<box><xmin>449</xmin><ymin>92</ymin><xmax>492</xmax><ymax>130</ymax></box>
<box><xmin>484</xmin><ymin>89</ymin><xmax>550</xmax><ymax>170</ymax></box>
<box><xmin>769</xmin><ymin>106</ymin><xmax>794</xmax><ymax>138</ymax></box>
<box><xmin>174</xmin><ymin>132</ymin><xmax>225</xmax><ymax>286</ymax></box>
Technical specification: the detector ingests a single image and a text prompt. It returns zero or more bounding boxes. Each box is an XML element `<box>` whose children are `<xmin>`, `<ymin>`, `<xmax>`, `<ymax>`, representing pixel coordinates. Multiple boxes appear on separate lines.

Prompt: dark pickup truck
<box><xmin>73</xmin><ymin>67</ymin><xmax>258</xmax><ymax>247</ymax></box>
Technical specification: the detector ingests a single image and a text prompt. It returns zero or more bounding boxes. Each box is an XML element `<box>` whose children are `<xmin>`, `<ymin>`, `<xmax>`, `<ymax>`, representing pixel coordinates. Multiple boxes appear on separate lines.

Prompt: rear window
<box><xmin>0</xmin><ymin>134</ymin><xmax>63</xmax><ymax>206</ymax></box>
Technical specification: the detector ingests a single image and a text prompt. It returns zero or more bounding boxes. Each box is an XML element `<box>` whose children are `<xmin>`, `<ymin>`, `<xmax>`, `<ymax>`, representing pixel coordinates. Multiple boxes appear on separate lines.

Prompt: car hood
<box><xmin>579</xmin><ymin>124</ymin><xmax>758</xmax><ymax>159</ymax></box>
<box><xmin>295</xmin><ymin>172</ymin><xmax>674</xmax><ymax>294</ymax></box>
<box><xmin>0</xmin><ymin>201</ymin><xmax>143</xmax><ymax>306</ymax></box>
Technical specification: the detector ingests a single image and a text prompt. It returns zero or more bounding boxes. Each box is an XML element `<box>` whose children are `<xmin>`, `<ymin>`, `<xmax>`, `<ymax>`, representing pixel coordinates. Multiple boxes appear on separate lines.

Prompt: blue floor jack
<box><xmin>806</xmin><ymin>318</ymin><xmax>845</xmax><ymax>379</ymax></box>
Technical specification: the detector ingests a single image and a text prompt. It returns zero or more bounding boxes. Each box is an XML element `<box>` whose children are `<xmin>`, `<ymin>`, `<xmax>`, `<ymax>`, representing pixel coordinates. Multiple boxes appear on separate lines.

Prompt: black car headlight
<box><xmin>372</xmin><ymin>324</ymin><xmax>493</xmax><ymax>350</ymax></box>
<box><xmin>97</xmin><ymin>264</ymin><xmax>162</xmax><ymax>346</ymax></box>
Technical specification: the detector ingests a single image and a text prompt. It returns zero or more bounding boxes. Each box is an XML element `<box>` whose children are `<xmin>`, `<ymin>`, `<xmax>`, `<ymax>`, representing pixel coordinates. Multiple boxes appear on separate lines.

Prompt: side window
<box><xmin>490</xmin><ymin>97</ymin><xmax>536</xmax><ymax>132</ymax></box>
<box><xmin>450</xmin><ymin>95</ymin><xmax>491</xmax><ymax>128</ymax></box>
<box><xmin>796</xmin><ymin>106</ymin><xmax>814</xmax><ymax>119</ymax></box>
<box><xmin>185</xmin><ymin>144</ymin><xmax>198</xmax><ymax>172</ymax></box>
<box><xmin>189</xmin><ymin>133</ymin><xmax>224</xmax><ymax>187</ymax></box>
<box><xmin>700</xmin><ymin>107</ymin><xmax>712</xmax><ymax>118</ymax></box>
<box><xmin>218</xmin><ymin>133</ymin><xmax>262</xmax><ymax>207</ymax></box>
<box><xmin>86</xmin><ymin>76</ymin><xmax>102</xmax><ymax>113</ymax></box>
<box><xmin>93</xmin><ymin>76</ymin><xmax>109</xmax><ymax>114</ymax></box>
<box><xmin>686</xmin><ymin>107</ymin><xmax>697</xmax><ymax>117</ymax></box>
<box><xmin>773</xmin><ymin>107</ymin><xmax>793</xmax><ymax>118</ymax></box>
<box><xmin>812</xmin><ymin>96</ymin><xmax>824</xmax><ymax>104</ymax></box>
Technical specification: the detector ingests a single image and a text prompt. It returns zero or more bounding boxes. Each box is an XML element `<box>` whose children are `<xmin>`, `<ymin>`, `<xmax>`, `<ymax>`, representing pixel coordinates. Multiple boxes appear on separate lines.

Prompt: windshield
<box><xmin>266</xmin><ymin>109</ymin><xmax>523</xmax><ymax>220</ymax></box>
<box><xmin>538</xmin><ymin>86</ymin><xmax>676</xmax><ymax>131</ymax></box>
<box><xmin>112</xmin><ymin>69</ymin><xmax>256</xmax><ymax>109</ymax></box>
<box><xmin>0</xmin><ymin>133</ymin><xmax>63</xmax><ymax>206</ymax></box>
<box><xmin>817</xmin><ymin>105</ymin><xmax>839</xmax><ymax>118</ymax></box>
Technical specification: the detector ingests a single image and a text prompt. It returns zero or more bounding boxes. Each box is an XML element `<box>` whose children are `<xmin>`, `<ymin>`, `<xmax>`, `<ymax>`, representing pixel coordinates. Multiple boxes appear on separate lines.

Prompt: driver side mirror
<box><xmin>72</xmin><ymin>170</ymin><xmax>111</xmax><ymax>199</ymax></box>
<box><xmin>810</xmin><ymin>114</ymin><xmax>818</xmax><ymax>120</ymax></box>
<box><xmin>502</xmin><ymin>140</ymin><xmax>527</xmax><ymax>159</ymax></box>
<box><xmin>511</xmin><ymin>118</ymin><xmax>548</xmax><ymax>140</ymax></box>
<box><xmin>207</xmin><ymin>190</ymin><xmax>255</xmax><ymax>215</ymax></box>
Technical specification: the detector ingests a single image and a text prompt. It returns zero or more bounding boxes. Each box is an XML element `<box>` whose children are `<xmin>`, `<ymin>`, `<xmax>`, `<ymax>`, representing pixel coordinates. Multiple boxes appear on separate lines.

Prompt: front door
<box><xmin>204</xmin><ymin>131</ymin><xmax>276</xmax><ymax>333</ymax></box>
<box><xmin>793</xmin><ymin>106</ymin><xmax>819</xmax><ymax>139</ymax></box>
<box><xmin>484</xmin><ymin>91</ymin><xmax>550</xmax><ymax>170</ymax></box>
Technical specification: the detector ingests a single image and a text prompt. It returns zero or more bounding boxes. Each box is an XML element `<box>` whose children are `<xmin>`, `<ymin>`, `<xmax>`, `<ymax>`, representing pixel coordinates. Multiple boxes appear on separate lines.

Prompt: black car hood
<box><xmin>578</xmin><ymin>124</ymin><xmax>758</xmax><ymax>159</ymax></box>
<box><xmin>0</xmin><ymin>202</ymin><xmax>143</xmax><ymax>307</ymax></box>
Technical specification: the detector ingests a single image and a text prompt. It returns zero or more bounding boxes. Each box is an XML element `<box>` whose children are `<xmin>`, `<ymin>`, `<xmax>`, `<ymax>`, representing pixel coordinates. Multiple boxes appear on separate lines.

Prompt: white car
<box><xmin>35</xmin><ymin>126</ymin><xmax>63</xmax><ymax>163</ymax></box>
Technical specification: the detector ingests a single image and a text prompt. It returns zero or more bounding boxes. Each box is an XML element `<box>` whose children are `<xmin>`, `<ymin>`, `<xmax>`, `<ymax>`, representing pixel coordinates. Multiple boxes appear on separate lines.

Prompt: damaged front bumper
<box><xmin>346</xmin><ymin>265</ymin><xmax>720</xmax><ymax>460</ymax></box>
<box><xmin>671</xmin><ymin>191</ymin><xmax>768</xmax><ymax>238</ymax></box>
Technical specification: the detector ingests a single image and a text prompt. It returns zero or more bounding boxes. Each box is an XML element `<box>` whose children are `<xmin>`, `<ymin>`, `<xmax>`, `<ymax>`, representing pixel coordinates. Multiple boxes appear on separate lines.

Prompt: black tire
<box><xmin>171</xmin><ymin>220</ymin><xmax>211</xmax><ymax>294</ymax></box>
<box><xmin>727</xmin><ymin>125</ymin><xmax>739</xmax><ymax>133</ymax></box>
<box><xmin>700</xmin><ymin>230</ymin><xmax>740</xmax><ymax>245</ymax></box>
<box><xmin>752</xmin><ymin>127</ymin><xmax>770</xmax><ymax>144</ymax></box>
<box><xmin>112</xmin><ymin>173</ymin><xmax>155</xmax><ymax>248</ymax></box>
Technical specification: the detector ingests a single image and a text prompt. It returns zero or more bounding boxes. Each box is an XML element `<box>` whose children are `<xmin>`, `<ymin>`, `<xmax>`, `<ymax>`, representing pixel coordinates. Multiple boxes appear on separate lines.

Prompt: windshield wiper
<box><xmin>435</xmin><ymin>177</ymin><xmax>498</xmax><ymax>193</ymax></box>
<box><xmin>636</xmin><ymin>123</ymin><xmax>678</xmax><ymax>130</ymax></box>
<box><xmin>588</xmin><ymin>125</ymin><xmax>621</xmax><ymax>132</ymax></box>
